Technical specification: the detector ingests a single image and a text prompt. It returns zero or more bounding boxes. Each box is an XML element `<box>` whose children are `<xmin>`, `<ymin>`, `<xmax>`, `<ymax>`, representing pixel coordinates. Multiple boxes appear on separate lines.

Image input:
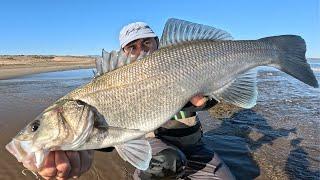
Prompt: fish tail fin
<box><xmin>260</xmin><ymin>35</ymin><xmax>318</xmax><ymax>88</ymax></box>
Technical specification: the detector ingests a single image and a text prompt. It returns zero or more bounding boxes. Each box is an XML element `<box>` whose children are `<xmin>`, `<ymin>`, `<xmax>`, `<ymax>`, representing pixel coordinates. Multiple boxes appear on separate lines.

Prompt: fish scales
<box><xmin>66</xmin><ymin>40</ymin><xmax>279</xmax><ymax>131</ymax></box>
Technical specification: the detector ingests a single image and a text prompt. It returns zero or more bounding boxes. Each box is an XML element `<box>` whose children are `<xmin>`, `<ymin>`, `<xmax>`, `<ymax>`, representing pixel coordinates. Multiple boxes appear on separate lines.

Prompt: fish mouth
<box><xmin>6</xmin><ymin>139</ymin><xmax>48</xmax><ymax>171</ymax></box>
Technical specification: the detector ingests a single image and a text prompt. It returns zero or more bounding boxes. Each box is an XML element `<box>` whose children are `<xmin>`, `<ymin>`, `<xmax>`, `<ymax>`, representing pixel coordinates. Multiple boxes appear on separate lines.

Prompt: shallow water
<box><xmin>0</xmin><ymin>60</ymin><xmax>319</xmax><ymax>179</ymax></box>
<box><xmin>204</xmin><ymin>59</ymin><xmax>320</xmax><ymax>179</ymax></box>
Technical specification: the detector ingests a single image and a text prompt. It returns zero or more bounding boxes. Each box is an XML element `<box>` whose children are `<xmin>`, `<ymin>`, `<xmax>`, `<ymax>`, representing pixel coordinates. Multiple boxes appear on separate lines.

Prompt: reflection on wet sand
<box><xmin>1</xmin><ymin>60</ymin><xmax>319</xmax><ymax>179</ymax></box>
<box><xmin>285</xmin><ymin>138</ymin><xmax>320</xmax><ymax>180</ymax></box>
<box><xmin>202</xmin><ymin>109</ymin><xmax>299</xmax><ymax>179</ymax></box>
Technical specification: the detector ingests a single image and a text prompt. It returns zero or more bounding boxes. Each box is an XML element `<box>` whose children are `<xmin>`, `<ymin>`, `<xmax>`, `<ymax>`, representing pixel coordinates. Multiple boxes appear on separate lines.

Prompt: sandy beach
<box><xmin>0</xmin><ymin>55</ymin><xmax>96</xmax><ymax>80</ymax></box>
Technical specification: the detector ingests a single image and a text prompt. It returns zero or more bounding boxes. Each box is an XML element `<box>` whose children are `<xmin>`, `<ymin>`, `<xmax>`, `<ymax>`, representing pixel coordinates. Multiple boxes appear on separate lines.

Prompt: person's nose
<box><xmin>132</xmin><ymin>42</ymin><xmax>145</xmax><ymax>57</ymax></box>
<box><xmin>135</xmin><ymin>44</ymin><xmax>143</xmax><ymax>56</ymax></box>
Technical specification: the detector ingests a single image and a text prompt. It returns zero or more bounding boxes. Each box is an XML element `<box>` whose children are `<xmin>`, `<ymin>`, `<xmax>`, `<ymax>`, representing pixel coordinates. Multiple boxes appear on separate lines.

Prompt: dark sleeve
<box><xmin>95</xmin><ymin>147</ymin><xmax>115</xmax><ymax>152</ymax></box>
<box><xmin>181</xmin><ymin>98</ymin><xmax>218</xmax><ymax>113</ymax></box>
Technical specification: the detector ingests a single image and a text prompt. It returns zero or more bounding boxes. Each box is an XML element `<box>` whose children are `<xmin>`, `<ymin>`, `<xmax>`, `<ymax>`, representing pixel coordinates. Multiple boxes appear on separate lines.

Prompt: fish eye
<box><xmin>30</xmin><ymin>120</ymin><xmax>40</xmax><ymax>132</ymax></box>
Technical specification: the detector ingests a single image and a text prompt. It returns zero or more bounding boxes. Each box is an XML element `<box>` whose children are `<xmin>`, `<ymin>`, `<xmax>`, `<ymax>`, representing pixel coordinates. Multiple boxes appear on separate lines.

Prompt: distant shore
<box><xmin>0</xmin><ymin>55</ymin><xmax>96</xmax><ymax>80</ymax></box>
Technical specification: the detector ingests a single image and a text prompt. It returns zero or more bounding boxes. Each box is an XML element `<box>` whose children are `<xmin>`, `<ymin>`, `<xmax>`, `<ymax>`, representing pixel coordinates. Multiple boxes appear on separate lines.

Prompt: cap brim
<box><xmin>121</xmin><ymin>33</ymin><xmax>157</xmax><ymax>48</ymax></box>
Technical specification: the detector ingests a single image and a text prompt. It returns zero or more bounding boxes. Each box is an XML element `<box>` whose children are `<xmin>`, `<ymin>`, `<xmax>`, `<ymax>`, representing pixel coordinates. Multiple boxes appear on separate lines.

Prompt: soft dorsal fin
<box><xmin>160</xmin><ymin>18</ymin><xmax>233</xmax><ymax>48</ymax></box>
<box><xmin>214</xmin><ymin>70</ymin><xmax>258</xmax><ymax>109</ymax></box>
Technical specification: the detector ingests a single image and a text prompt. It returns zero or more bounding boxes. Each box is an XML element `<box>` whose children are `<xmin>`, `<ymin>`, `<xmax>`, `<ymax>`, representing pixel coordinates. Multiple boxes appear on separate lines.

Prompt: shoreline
<box><xmin>0</xmin><ymin>55</ymin><xmax>96</xmax><ymax>80</ymax></box>
<box><xmin>0</xmin><ymin>65</ymin><xmax>95</xmax><ymax>80</ymax></box>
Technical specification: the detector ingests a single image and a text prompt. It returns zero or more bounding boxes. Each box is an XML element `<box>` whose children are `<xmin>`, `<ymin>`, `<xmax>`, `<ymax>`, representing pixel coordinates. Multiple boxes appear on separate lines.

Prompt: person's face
<box><xmin>123</xmin><ymin>37</ymin><xmax>158</xmax><ymax>59</ymax></box>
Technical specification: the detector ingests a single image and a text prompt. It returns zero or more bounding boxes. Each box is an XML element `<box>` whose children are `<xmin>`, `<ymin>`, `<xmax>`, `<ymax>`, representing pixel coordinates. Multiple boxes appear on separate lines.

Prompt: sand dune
<box><xmin>0</xmin><ymin>55</ymin><xmax>96</xmax><ymax>80</ymax></box>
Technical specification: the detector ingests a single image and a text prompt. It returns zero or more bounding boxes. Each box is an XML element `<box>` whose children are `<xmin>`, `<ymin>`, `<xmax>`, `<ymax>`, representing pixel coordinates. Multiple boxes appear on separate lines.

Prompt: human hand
<box><xmin>190</xmin><ymin>94</ymin><xmax>207</xmax><ymax>107</ymax></box>
<box><xmin>35</xmin><ymin>150</ymin><xmax>94</xmax><ymax>180</ymax></box>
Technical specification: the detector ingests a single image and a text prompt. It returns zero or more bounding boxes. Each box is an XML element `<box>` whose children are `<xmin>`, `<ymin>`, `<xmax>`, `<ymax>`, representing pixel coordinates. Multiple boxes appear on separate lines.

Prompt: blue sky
<box><xmin>0</xmin><ymin>0</ymin><xmax>319</xmax><ymax>57</ymax></box>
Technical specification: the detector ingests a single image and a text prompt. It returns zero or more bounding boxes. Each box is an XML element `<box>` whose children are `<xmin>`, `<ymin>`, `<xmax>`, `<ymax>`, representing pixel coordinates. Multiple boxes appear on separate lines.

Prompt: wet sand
<box><xmin>0</xmin><ymin>59</ymin><xmax>319</xmax><ymax>179</ymax></box>
<box><xmin>0</xmin><ymin>55</ymin><xmax>95</xmax><ymax>80</ymax></box>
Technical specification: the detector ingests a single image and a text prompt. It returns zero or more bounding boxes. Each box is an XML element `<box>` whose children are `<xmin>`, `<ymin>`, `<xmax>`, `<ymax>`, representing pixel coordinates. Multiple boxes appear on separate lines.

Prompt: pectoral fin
<box><xmin>213</xmin><ymin>70</ymin><xmax>258</xmax><ymax>108</ymax></box>
<box><xmin>115</xmin><ymin>139</ymin><xmax>152</xmax><ymax>170</ymax></box>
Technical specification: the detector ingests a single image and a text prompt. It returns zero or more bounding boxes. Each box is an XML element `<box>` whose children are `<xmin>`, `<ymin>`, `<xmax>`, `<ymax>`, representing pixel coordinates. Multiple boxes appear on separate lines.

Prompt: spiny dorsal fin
<box><xmin>160</xmin><ymin>18</ymin><xmax>233</xmax><ymax>48</ymax></box>
<box><xmin>96</xmin><ymin>49</ymin><xmax>150</xmax><ymax>77</ymax></box>
<box><xmin>215</xmin><ymin>70</ymin><xmax>258</xmax><ymax>109</ymax></box>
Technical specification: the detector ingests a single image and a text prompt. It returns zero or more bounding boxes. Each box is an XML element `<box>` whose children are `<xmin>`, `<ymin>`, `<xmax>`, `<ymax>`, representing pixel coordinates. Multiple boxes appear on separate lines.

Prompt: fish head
<box><xmin>6</xmin><ymin>99</ymin><xmax>95</xmax><ymax>170</ymax></box>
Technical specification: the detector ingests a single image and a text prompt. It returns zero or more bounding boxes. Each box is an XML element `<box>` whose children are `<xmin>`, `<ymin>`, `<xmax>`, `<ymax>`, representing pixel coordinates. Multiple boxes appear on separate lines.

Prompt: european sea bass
<box><xmin>6</xmin><ymin>18</ymin><xmax>319</xmax><ymax>171</ymax></box>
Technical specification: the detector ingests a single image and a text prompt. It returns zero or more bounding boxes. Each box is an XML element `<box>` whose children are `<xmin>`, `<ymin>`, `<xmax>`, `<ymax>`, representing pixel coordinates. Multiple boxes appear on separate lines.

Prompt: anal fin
<box><xmin>115</xmin><ymin>139</ymin><xmax>152</xmax><ymax>170</ymax></box>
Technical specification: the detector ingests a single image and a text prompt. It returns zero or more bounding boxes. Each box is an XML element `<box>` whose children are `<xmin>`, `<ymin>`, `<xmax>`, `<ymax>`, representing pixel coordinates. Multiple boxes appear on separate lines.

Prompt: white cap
<box><xmin>119</xmin><ymin>22</ymin><xmax>157</xmax><ymax>48</ymax></box>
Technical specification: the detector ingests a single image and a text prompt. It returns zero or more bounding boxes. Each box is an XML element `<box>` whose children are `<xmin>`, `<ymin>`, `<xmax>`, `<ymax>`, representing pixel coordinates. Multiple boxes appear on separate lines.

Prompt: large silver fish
<box><xmin>6</xmin><ymin>18</ymin><xmax>318</xmax><ymax>171</ymax></box>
